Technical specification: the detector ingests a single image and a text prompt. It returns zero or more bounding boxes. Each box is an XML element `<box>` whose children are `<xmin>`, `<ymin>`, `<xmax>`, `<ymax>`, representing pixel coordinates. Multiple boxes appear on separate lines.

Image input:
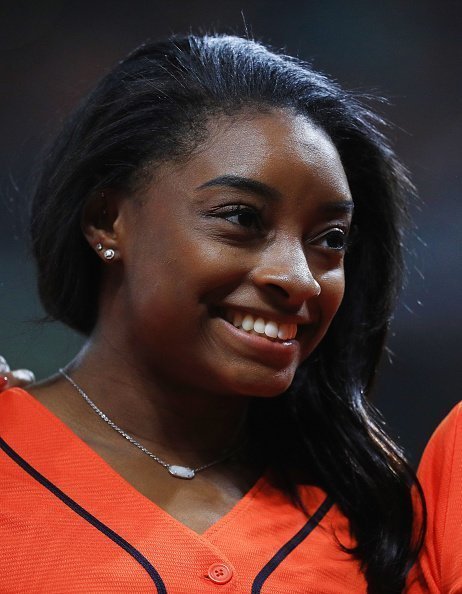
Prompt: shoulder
<box><xmin>418</xmin><ymin>402</ymin><xmax>462</xmax><ymax>489</ymax></box>
<box><xmin>0</xmin><ymin>387</ymin><xmax>62</xmax><ymax>446</ymax></box>
<box><xmin>418</xmin><ymin>401</ymin><xmax>462</xmax><ymax>535</ymax></box>
<box><xmin>0</xmin><ymin>386</ymin><xmax>41</xmax><ymax>417</ymax></box>
<box><xmin>407</xmin><ymin>402</ymin><xmax>462</xmax><ymax>593</ymax></box>
<box><xmin>0</xmin><ymin>387</ymin><xmax>34</xmax><ymax>419</ymax></box>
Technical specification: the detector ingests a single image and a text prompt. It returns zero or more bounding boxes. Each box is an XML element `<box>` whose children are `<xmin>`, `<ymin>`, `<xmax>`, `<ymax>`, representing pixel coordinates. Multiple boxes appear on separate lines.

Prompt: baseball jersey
<box><xmin>0</xmin><ymin>387</ymin><xmax>366</xmax><ymax>592</ymax></box>
<box><xmin>406</xmin><ymin>402</ymin><xmax>462</xmax><ymax>593</ymax></box>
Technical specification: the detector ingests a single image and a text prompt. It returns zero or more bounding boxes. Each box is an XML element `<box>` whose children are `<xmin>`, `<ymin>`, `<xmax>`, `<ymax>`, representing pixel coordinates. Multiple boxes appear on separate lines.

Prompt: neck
<box><xmin>64</xmin><ymin>335</ymin><xmax>250</xmax><ymax>466</ymax></box>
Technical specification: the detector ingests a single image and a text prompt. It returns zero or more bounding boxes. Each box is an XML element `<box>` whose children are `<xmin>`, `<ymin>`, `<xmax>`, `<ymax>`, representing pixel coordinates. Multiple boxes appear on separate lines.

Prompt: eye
<box><xmin>312</xmin><ymin>228</ymin><xmax>348</xmax><ymax>250</ymax></box>
<box><xmin>219</xmin><ymin>205</ymin><xmax>263</xmax><ymax>231</ymax></box>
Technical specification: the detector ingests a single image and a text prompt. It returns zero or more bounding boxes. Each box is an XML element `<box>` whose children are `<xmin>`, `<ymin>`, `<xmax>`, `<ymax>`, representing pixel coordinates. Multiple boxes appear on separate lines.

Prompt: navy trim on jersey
<box><xmin>251</xmin><ymin>494</ymin><xmax>334</xmax><ymax>593</ymax></box>
<box><xmin>0</xmin><ymin>436</ymin><xmax>168</xmax><ymax>594</ymax></box>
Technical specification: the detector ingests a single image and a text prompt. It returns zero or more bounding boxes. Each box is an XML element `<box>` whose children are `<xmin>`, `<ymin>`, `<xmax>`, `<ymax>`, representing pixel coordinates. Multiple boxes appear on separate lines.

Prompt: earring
<box><xmin>95</xmin><ymin>243</ymin><xmax>115</xmax><ymax>260</ymax></box>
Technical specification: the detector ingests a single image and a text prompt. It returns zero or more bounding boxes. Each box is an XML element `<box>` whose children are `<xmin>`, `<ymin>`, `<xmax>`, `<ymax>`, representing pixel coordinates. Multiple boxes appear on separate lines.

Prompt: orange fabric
<box><xmin>407</xmin><ymin>402</ymin><xmax>462</xmax><ymax>593</ymax></box>
<box><xmin>0</xmin><ymin>388</ymin><xmax>366</xmax><ymax>593</ymax></box>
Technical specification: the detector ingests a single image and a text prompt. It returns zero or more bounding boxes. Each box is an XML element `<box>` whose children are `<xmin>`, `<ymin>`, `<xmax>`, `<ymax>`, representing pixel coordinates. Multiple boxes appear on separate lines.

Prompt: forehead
<box><xmin>187</xmin><ymin>108</ymin><xmax>352</xmax><ymax>198</ymax></box>
<box><xmin>148</xmin><ymin>108</ymin><xmax>352</xmax><ymax>206</ymax></box>
<box><xmin>204</xmin><ymin>109</ymin><xmax>335</xmax><ymax>161</ymax></box>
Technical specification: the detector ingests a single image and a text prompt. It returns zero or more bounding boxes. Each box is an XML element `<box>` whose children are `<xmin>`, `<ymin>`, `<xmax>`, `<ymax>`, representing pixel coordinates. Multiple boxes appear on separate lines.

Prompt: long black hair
<box><xmin>30</xmin><ymin>34</ymin><xmax>424</xmax><ymax>592</ymax></box>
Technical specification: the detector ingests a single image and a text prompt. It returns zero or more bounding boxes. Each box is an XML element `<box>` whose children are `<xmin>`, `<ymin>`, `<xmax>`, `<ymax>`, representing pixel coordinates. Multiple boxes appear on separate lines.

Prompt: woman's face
<box><xmin>110</xmin><ymin>109</ymin><xmax>353</xmax><ymax>398</ymax></box>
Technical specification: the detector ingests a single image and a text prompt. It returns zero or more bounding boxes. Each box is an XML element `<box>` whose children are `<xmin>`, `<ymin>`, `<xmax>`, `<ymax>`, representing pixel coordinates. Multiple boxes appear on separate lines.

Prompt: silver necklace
<box><xmin>59</xmin><ymin>369</ymin><xmax>245</xmax><ymax>480</ymax></box>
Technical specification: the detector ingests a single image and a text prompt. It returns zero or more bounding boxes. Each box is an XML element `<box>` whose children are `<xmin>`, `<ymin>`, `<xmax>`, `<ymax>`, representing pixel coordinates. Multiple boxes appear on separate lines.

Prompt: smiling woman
<box><xmin>0</xmin><ymin>35</ymin><xmax>423</xmax><ymax>593</ymax></box>
<box><xmin>109</xmin><ymin>112</ymin><xmax>352</xmax><ymax>401</ymax></box>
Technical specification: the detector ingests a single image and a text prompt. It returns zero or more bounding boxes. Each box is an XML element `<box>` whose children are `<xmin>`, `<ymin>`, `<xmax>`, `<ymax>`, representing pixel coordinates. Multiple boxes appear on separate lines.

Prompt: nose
<box><xmin>251</xmin><ymin>239</ymin><xmax>321</xmax><ymax>307</ymax></box>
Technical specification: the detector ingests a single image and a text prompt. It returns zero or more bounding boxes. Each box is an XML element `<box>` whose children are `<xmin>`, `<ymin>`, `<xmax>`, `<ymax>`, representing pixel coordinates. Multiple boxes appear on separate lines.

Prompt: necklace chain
<box><xmin>59</xmin><ymin>368</ymin><xmax>244</xmax><ymax>479</ymax></box>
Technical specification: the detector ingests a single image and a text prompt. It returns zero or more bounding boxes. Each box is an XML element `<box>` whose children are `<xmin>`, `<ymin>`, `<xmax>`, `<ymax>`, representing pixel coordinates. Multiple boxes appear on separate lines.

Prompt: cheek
<box><xmin>123</xmin><ymin>233</ymin><xmax>238</xmax><ymax>331</ymax></box>
<box><xmin>319</xmin><ymin>268</ymin><xmax>346</xmax><ymax>324</ymax></box>
<box><xmin>299</xmin><ymin>268</ymin><xmax>345</xmax><ymax>365</ymax></box>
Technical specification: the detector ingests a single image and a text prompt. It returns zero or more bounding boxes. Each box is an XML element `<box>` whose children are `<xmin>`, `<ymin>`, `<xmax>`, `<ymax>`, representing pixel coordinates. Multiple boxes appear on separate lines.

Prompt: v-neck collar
<box><xmin>0</xmin><ymin>387</ymin><xmax>268</xmax><ymax>541</ymax></box>
<box><xmin>1</xmin><ymin>388</ymin><xmax>361</xmax><ymax>593</ymax></box>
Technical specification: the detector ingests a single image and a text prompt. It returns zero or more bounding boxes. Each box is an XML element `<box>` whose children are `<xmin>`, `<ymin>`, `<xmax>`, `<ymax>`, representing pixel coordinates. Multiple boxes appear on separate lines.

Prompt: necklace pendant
<box><xmin>168</xmin><ymin>465</ymin><xmax>196</xmax><ymax>479</ymax></box>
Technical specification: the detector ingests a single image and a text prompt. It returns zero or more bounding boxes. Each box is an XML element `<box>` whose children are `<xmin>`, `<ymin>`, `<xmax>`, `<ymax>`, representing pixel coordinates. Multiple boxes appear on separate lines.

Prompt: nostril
<box><xmin>252</xmin><ymin>263</ymin><xmax>321</xmax><ymax>303</ymax></box>
<box><xmin>266</xmin><ymin>283</ymin><xmax>290</xmax><ymax>299</ymax></box>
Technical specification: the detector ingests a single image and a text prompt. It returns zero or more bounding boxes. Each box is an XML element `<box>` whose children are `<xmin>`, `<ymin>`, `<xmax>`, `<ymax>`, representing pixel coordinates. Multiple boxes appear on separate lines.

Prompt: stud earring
<box><xmin>95</xmin><ymin>241</ymin><xmax>116</xmax><ymax>261</ymax></box>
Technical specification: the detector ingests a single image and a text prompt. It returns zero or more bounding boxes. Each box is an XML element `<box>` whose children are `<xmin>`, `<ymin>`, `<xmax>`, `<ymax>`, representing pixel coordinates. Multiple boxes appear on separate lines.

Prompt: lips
<box><xmin>211</xmin><ymin>307</ymin><xmax>306</xmax><ymax>371</ymax></box>
<box><xmin>225</xmin><ymin>309</ymin><xmax>298</xmax><ymax>341</ymax></box>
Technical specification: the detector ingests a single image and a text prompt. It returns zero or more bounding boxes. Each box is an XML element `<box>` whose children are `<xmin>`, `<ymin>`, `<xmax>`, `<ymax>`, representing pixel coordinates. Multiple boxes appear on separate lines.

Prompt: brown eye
<box><xmin>314</xmin><ymin>228</ymin><xmax>348</xmax><ymax>250</ymax></box>
<box><xmin>221</xmin><ymin>205</ymin><xmax>262</xmax><ymax>231</ymax></box>
<box><xmin>236</xmin><ymin>210</ymin><xmax>258</xmax><ymax>228</ymax></box>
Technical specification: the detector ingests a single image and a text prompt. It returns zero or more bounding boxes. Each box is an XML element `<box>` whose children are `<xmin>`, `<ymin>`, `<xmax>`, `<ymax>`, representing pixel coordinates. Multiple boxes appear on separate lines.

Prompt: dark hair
<box><xmin>30</xmin><ymin>34</ymin><xmax>424</xmax><ymax>592</ymax></box>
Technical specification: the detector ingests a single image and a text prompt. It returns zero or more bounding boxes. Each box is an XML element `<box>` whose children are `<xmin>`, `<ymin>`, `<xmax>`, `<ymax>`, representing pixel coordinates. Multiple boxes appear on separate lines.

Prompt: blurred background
<box><xmin>0</xmin><ymin>0</ymin><xmax>460</xmax><ymax>464</ymax></box>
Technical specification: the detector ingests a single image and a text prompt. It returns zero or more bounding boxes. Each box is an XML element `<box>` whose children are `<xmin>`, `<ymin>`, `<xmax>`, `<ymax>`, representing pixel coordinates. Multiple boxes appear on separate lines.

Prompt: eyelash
<box><xmin>310</xmin><ymin>228</ymin><xmax>349</xmax><ymax>251</ymax></box>
<box><xmin>217</xmin><ymin>205</ymin><xmax>263</xmax><ymax>232</ymax></box>
<box><xmin>215</xmin><ymin>204</ymin><xmax>350</xmax><ymax>251</ymax></box>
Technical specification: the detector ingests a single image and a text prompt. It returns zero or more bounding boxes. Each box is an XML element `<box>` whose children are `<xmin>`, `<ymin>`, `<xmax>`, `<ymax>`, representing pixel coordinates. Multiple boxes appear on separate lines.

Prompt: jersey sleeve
<box><xmin>406</xmin><ymin>402</ymin><xmax>462</xmax><ymax>593</ymax></box>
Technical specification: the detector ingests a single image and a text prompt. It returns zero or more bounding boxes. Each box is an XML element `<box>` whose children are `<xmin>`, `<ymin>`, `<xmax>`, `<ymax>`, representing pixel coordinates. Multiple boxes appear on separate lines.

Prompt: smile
<box><xmin>225</xmin><ymin>310</ymin><xmax>298</xmax><ymax>341</ymax></box>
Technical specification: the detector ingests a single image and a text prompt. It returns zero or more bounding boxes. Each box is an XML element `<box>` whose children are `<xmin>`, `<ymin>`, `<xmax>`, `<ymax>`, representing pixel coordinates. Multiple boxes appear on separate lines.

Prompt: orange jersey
<box><xmin>407</xmin><ymin>402</ymin><xmax>462</xmax><ymax>593</ymax></box>
<box><xmin>0</xmin><ymin>388</ymin><xmax>366</xmax><ymax>593</ymax></box>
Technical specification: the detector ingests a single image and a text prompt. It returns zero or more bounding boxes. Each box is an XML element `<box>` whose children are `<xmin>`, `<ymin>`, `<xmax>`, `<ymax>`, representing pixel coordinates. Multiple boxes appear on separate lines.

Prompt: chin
<box><xmin>228</xmin><ymin>369</ymin><xmax>296</xmax><ymax>399</ymax></box>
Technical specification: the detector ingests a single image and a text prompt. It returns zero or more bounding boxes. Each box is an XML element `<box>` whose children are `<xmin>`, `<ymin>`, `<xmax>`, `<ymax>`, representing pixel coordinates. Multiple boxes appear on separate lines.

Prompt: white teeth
<box><xmin>264</xmin><ymin>321</ymin><xmax>279</xmax><ymax>338</ymax></box>
<box><xmin>227</xmin><ymin>311</ymin><xmax>298</xmax><ymax>340</ymax></box>
<box><xmin>254</xmin><ymin>318</ymin><xmax>266</xmax><ymax>334</ymax></box>
<box><xmin>241</xmin><ymin>314</ymin><xmax>254</xmax><ymax>332</ymax></box>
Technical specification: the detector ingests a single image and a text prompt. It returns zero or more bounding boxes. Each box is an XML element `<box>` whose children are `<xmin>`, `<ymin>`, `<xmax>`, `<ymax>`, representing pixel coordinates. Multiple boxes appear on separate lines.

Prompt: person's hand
<box><xmin>0</xmin><ymin>356</ymin><xmax>35</xmax><ymax>391</ymax></box>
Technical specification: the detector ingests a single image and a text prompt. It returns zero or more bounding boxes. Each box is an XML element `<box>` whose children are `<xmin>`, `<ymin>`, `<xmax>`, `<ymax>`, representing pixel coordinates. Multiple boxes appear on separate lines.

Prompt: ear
<box><xmin>82</xmin><ymin>190</ymin><xmax>124</xmax><ymax>262</ymax></box>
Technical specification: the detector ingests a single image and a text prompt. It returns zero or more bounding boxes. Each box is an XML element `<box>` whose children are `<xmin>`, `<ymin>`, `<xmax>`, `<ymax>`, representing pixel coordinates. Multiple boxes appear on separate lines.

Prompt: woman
<box><xmin>0</xmin><ymin>34</ymin><xmax>423</xmax><ymax>592</ymax></box>
<box><xmin>405</xmin><ymin>403</ymin><xmax>462</xmax><ymax>592</ymax></box>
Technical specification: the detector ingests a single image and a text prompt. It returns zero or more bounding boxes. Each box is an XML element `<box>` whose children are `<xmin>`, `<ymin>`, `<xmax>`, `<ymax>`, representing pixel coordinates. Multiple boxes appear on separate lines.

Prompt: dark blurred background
<box><xmin>1</xmin><ymin>0</ymin><xmax>460</xmax><ymax>465</ymax></box>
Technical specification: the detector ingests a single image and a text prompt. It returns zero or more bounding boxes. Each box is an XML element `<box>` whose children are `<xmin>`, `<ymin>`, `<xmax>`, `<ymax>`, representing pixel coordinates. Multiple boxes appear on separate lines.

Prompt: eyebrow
<box><xmin>197</xmin><ymin>174</ymin><xmax>354</xmax><ymax>214</ymax></box>
<box><xmin>321</xmin><ymin>201</ymin><xmax>354</xmax><ymax>215</ymax></box>
<box><xmin>197</xmin><ymin>175</ymin><xmax>282</xmax><ymax>201</ymax></box>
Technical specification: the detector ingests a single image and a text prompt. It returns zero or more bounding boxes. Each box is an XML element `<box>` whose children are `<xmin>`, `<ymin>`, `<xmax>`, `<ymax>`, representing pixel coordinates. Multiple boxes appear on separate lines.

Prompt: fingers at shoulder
<box><xmin>0</xmin><ymin>357</ymin><xmax>35</xmax><ymax>390</ymax></box>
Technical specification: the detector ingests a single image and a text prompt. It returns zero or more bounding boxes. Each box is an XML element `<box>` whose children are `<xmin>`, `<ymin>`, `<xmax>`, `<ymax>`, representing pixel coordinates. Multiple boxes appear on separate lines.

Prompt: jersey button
<box><xmin>207</xmin><ymin>562</ymin><xmax>233</xmax><ymax>584</ymax></box>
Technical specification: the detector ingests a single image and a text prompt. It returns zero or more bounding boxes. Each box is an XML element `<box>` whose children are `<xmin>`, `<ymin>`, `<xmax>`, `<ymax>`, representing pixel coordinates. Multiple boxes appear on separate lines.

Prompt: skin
<box><xmin>15</xmin><ymin>109</ymin><xmax>353</xmax><ymax>533</ymax></box>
